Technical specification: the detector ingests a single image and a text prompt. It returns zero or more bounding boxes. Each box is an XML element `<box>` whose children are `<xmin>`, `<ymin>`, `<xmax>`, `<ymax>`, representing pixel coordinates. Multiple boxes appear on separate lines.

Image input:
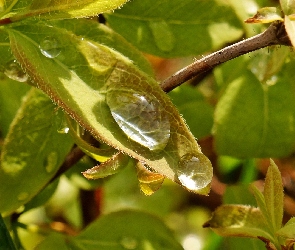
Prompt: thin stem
<box><xmin>161</xmin><ymin>21</ymin><xmax>291</xmax><ymax>93</ymax></box>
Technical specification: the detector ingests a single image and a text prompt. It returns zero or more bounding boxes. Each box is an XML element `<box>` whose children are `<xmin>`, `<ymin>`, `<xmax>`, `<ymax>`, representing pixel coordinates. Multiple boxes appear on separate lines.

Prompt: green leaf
<box><xmin>1</xmin><ymin>0</ymin><xmax>129</xmax><ymax>21</ymax></box>
<box><xmin>276</xmin><ymin>217</ymin><xmax>295</xmax><ymax>240</ymax></box>
<box><xmin>106</xmin><ymin>0</ymin><xmax>242</xmax><ymax>57</ymax></box>
<box><xmin>284</xmin><ymin>15</ymin><xmax>295</xmax><ymax>47</ymax></box>
<box><xmin>0</xmin><ymin>214</ymin><xmax>16</xmax><ymax>250</ymax></box>
<box><xmin>35</xmin><ymin>233</ymin><xmax>69</xmax><ymax>250</ymax></box>
<box><xmin>0</xmin><ymin>88</ymin><xmax>73</xmax><ymax>214</ymax></box>
<box><xmin>82</xmin><ymin>152</ymin><xmax>131</xmax><ymax>179</ymax></box>
<box><xmin>214</xmin><ymin>51</ymin><xmax>295</xmax><ymax>158</ymax></box>
<box><xmin>8</xmin><ymin>20</ymin><xmax>213</xmax><ymax>194</ymax></box>
<box><xmin>245</xmin><ymin>7</ymin><xmax>283</xmax><ymax>23</ymax></box>
<box><xmin>280</xmin><ymin>0</ymin><xmax>295</xmax><ymax>15</ymax></box>
<box><xmin>169</xmin><ymin>85</ymin><xmax>214</xmax><ymax>139</ymax></box>
<box><xmin>0</xmin><ymin>78</ymin><xmax>30</xmax><ymax>136</ymax></box>
<box><xmin>69</xmin><ymin>210</ymin><xmax>183</xmax><ymax>250</ymax></box>
<box><xmin>263</xmin><ymin>160</ymin><xmax>284</xmax><ymax>233</ymax></box>
<box><xmin>204</xmin><ymin>205</ymin><xmax>273</xmax><ymax>240</ymax></box>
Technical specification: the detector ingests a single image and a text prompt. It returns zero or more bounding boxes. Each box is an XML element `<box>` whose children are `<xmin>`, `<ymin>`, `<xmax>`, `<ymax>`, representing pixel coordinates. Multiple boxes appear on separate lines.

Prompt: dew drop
<box><xmin>43</xmin><ymin>152</ymin><xmax>58</xmax><ymax>173</ymax></box>
<box><xmin>106</xmin><ymin>89</ymin><xmax>170</xmax><ymax>151</ymax></box>
<box><xmin>120</xmin><ymin>236</ymin><xmax>138</xmax><ymax>250</ymax></box>
<box><xmin>149</xmin><ymin>21</ymin><xmax>175</xmax><ymax>52</ymax></box>
<box><xmin>4</xmin><ymin>60</ymin><xmax>28</xmax><ymax>82</ymax></box>
<box><xmin>39</xmin><ymin>36</ymin><xmax>61</xmax><ymax>58</ymax></box>
<box><xmin>177</xmin><ymin>153</ymin><xmax>213</xmax><ymax>191</ymax></box>
<box><xmin>17</xmin><ymin>192</ymin><xmax>29</xmax><ymax>201</ymax></box>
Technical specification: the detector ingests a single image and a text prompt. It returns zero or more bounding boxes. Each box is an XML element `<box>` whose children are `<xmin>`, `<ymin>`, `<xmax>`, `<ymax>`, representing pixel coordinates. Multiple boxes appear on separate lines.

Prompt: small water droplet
<box><xmin>120</xmin><ymin>236</ymin><xmax>138</xmax><ymax>249</ymax></box>
<box><xmin>177</xmin><ymin>153</ymin><xmax>213</xmax><ymax>191</ymax></box>
<box><xmin>18</xmin><ymin>192</ymin><xmax>29</xmax><ymax>201</ymax></box>
<box><xmin>39</xmin><ymin>36</ymin><xmax>61</xmax><ymax>58</ymax></box>
<box><xmin>149</xmin><ymin>21</ymin><xmax>175</xmax><ymax>52</ymax></box>
<box><xmin>44</xmin><ymin>152</ymin><xmax>58</xmax><ymax>173</ymax></box>
<box><xmin>106</xmin><ymin>89</ymin><xmax>170</xmax><ymax>151</ymax></box>
<box><xmin>265</xmin><ymin>75</ymin><xmax>278</xmax><ymax>86</ymax></box>
<box><xmin>4</xmin><ymin>60</ymin><xmax>28</xmax><ymax>82</ymax></box>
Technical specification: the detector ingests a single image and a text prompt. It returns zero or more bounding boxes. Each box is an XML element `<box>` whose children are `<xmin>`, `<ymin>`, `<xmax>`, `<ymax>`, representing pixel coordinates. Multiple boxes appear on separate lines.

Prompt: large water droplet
<box><xmin>4</xmin><ymin>60</ymin><xmax>28</xmax><ymax>82</ymax></box>
<box><xmin>44</xmin><ymin>152</ymin><xmax>58</xmax><ymax>173</ymax></box>
<box><xmin>106</xmin><ymin>89</ymin><xmax>170</xmax><ymax>151</ymax></box>
<box><xmin>17</xmin><ymin>192</ymin><xmax>29</xmax><ymax>201</ymax></box>
<box><xmin>120</xmin><ymin>236</ymin><xmax>138</xmax><ymax>249</ymax></box>
<box><xmin>39</xmin><ymin>36</ymin><xmax>61</xmax><ymax>58</ymax></box>
<box><xmin>149</xmin><ymin>21</ymin><xmax>175</xmax><ymax>52</ymax></box>
<box><xmin>177</xmin><ymin>153</ymin><xmax>213</xmax><ymax>191</ymax></box>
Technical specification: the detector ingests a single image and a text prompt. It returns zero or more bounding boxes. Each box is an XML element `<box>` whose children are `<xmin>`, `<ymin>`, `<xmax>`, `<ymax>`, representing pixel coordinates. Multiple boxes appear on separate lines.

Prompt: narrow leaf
<box><xmin>204</xmin><ymin>205</ymin><xmax>273</xmax><ymax>240</ymax></box>
<box><xmin>2</xmin><ymin>0</ymin><xmax>129</xmax><ymax>21</ymax></box>
<box><xmin>0</xmin><ymin>88</ymin><xmax>73</xmax><ymax>214</ymax></box>
<box><xmin>82</xmin><ymin>152</ymin><xmax>131</xmax><ymax>179</ymax></box>
<box><xmin>8</xmin><ymin>21</ymin><xmax>213</xmax><ymax>194</ymax></box>
<box><xmin>263</xmin><ymin>160</ymin><xmax>284</xmax><ymax>232</ymax></box>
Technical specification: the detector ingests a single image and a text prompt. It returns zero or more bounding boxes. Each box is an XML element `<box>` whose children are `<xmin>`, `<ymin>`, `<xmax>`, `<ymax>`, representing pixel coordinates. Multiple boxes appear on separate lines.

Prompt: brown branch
<box><xmin>161</xmin><ymin>21</ymin><xmax>291</xmax><ymax>93</ymax></box>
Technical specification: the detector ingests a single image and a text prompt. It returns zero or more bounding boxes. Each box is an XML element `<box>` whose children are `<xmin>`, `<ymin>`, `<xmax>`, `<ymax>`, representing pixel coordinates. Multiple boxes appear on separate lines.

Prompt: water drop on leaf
<box><xmin>39</xmin><ymin>36</ymin><xmax>61</xmax><ymax>58</ymax></box>
<box><xmin>177</xmin><ymin>153</ymin><xmax>212</xmax><ymax>191</ymax></box>
<box><xmin>4</xmin><ymin>60</ymin><xmax>28</xmax><ymax>82</ymax></box>
<box><xmin>120</xmin><ymin>236</ymin><xmax>138</xmax><ymax>249</ymax></box>
<box><xmin>106</xmin><ymin>89</ymin><xmax>170</xmax><ymax>151</ymax></box>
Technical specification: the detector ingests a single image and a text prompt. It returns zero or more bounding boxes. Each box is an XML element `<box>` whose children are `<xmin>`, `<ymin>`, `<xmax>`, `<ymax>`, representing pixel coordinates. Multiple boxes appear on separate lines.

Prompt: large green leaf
<box><xmin>37</xmin><ymin>210</ymin><xmax>183</xmax><ymax>250</ymax></box>
<box><xmin>70</xmin><ymin>210</ymin><xmax>183</xmax><ymax>250</ymax></box>
<box><xmin>214</xmin><ymin>50</ymin><xmax>295</xmax><ymax>158</ymax></box>
<box><xmin>0</xmin><ymin>0</ymin><xmax>129</xmax><ymax>21</ymax></box>
<box><xmin>106</xmin><ymin>0</ymin><xmax>242</xmax><ymax>57</ymax></box>
<box><xmin>7</xmin><ymin>20</ymin><xmax>213</xmax><ymax>194</ymax></box>
<box><xmin>0</xmin><ymin>88</ymin><xmax>73</xmax><ymax>214</ymax></box>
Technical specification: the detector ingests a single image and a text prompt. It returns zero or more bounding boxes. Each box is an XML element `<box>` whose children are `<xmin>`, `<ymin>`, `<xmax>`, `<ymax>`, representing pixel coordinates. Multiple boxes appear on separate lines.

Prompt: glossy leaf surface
<box><xmin>214</xmin><ymin>50</ymin><xmax>295</xmax><ymax>158</ymax></box>
<box><xmin>106</xmin><ymin>0</ymin><xmax>242</xmax><ymax>57</ymax></box>
<box><xmin>0</xmin><ymin>0</ymin><xmax>129</xmax><ymax>21</ymax></box>
<box><xmin>0</xmin><ymin>88</ymin><xmax>73</xmax><ymax>214</ymax></box>
<box><xmin>8</xmin><ymin>20</ymin><xmax>212</xmax><ymax>194</ymax></box>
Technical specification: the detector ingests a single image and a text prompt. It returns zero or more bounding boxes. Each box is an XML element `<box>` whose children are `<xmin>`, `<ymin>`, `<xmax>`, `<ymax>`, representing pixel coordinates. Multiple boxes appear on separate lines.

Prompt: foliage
<box><xmin>1</xmin><ymin>0</ymin><xmax>295</xmax><ymax>249</ymax></box>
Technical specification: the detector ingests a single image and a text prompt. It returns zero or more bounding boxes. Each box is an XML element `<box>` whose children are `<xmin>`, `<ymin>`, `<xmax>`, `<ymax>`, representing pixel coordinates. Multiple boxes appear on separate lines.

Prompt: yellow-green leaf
<box><xmin>8</xmin><ymin>20</ymin><xmax>213</xmax><ymax>194</ymax></box>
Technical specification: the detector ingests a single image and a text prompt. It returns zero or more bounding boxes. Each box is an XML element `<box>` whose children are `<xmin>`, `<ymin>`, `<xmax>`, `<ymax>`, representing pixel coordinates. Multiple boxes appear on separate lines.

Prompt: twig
<box><xmin>161</xmin><ymin>21</ymin><xmax>291</xmax><ymax>93</ymax></box>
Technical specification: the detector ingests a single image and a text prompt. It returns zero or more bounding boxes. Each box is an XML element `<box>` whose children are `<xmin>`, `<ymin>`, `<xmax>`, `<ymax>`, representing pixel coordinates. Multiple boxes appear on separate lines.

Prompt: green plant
<box><xmin>1</xmin><ymin>0</ymin><xmax>295</xmax><ymax>249</ymax></box>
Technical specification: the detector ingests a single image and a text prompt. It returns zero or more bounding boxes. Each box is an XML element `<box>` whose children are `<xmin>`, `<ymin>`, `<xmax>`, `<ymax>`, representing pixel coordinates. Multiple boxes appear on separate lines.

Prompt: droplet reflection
<box><xmin>4</xmin><ymin>60</ymin><xmax>28</xmax><ymax>82</ymax></box>
<box><xmin>177</xmin><ymin>153</ymin><xmax>212</xmax><ymax>191</ymax></box>
<box><xmin>39</xmin><ymin>36</ymin><xmax>61</xmax><ymax>58</ymax></box>
<box><xmin>106</xmin><ymin>89</ymin><xmax>170</xmax><ymax>151</ymax></box>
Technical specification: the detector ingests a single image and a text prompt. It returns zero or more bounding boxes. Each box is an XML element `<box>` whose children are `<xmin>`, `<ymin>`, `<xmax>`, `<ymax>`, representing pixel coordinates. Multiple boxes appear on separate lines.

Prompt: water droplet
<box><xmin>39</xmin><ymin>36</ymin><xmax>61</xmax><ymax>58</ymax></box>
<box><xmin>120</xmin><ymin>236</ymin><xmax>138</xmax><ymax>249</ymax></box>
<box><xmin>177</xmin><ymin>153</ymin><xmax>213</xmax><ymax>191</ymax></box>
<box><xmin>106</xmin><ymin>89</ymin><xmax>170</xmax><ymax>151</ymax></box>
<box><xmin>43</xmin><ymin>152</ymin><xmax>58</xmax><ymax>173</ymax></box>
<box><xmin>265</xmin><ymin>75</ymin><xmax>278</xmax><ymax>86</ymax></box>
<box><xmin>18</xmin><ymin>192</ymin><xmax>29</xmax><ymax>201</ymax></box>
<box><xmin>149</xmin><ymin>21</ymin><xmax>175</xmax><ymax>52</ymax></box>
<box><xmin>4</xmin><ymin>60</ymin><xmax>28</xmax><ymax>82</ymax></box>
